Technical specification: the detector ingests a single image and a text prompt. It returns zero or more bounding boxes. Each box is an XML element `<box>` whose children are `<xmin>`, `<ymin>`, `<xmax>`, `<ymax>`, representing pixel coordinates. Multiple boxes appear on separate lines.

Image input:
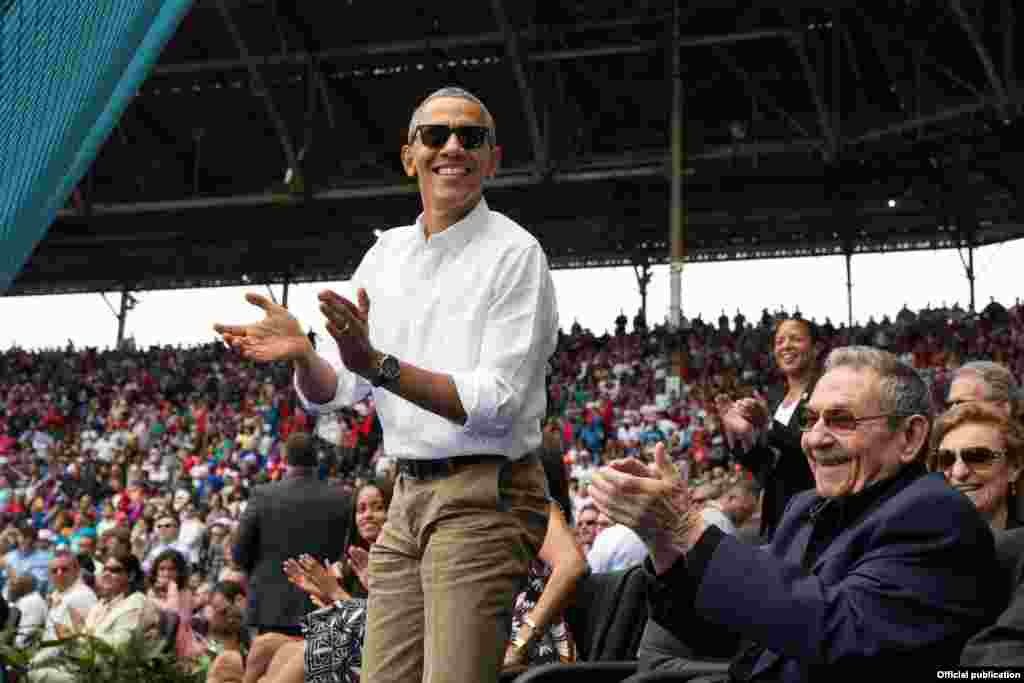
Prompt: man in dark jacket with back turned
<box><xmin>234</xmin><ymin>432</ymin><xmax>351</xmax><ymax>636</ymax></box>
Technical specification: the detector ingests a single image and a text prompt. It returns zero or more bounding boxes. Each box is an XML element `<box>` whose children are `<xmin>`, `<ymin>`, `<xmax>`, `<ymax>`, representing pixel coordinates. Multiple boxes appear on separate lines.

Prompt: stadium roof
<box><xmin>13</xmin><ymin>0</ymin><xmax>1024</xmax><ymax>296</ymax></box>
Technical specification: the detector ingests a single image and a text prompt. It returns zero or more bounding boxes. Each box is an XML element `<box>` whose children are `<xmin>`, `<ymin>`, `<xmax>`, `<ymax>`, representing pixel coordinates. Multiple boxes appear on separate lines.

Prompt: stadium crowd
<box><xmin>0</xmin><ymin>295</ymin><xmax>1022</xmax><ymax>681</ymax></box>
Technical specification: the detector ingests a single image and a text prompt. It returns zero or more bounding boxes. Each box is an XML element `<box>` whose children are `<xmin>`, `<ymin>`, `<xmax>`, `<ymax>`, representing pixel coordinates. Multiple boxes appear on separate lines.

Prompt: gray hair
<box><xmin>823</xmin><ymin>346</ymin><xmax>932</xmax><ymax>423</ymax></box>
<box><xmin>953</xmin><ymin>361</ymin><xmax>1021</xmax><ymax>407</ymax></box>
<box><xmin>407</xmin><ymin>86</ymin><xmax>496</xmax><ymax>145</ymax></box>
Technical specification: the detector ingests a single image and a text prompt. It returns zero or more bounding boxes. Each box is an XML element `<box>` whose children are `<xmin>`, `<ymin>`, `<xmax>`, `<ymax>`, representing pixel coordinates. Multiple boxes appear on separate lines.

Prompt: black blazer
<box><xmin>234</xmin><ymin>474</ymin><xmax>352</xmax><ymax>629</ymax></box>
<box><xmin>736</xmin><ymin>381</ymin><xmax>816</xmax><ymax>542</ymax></box>
<box><xmin>653</xmin><ymin>469</ymin><xmax>1003</xmax><ymax>681</ymax></box>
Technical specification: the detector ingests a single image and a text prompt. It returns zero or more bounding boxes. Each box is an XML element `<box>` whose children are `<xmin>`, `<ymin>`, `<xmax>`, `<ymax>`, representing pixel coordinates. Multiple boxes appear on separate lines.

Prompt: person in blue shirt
<box><xmin>579</xmin><ymin>414</ymin><xmax>605</xmax><ymax>458</ymax></box>
<box><xmin>3</xmin><ymin>525</ymin><xmax>52</xmax><ymax>596</ymax></box>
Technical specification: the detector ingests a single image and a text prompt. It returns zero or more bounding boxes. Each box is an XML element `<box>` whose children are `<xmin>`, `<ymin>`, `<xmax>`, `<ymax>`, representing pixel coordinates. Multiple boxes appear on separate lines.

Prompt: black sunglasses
<box><xmin>933</xmin><ymin>446</ymin><xmax>1006</xmax><ymax>471</ymax></box>
<box><xmin>412</xmin><ymin>124</ymin><xmax>492</xmax><ymax>150</ymax></box>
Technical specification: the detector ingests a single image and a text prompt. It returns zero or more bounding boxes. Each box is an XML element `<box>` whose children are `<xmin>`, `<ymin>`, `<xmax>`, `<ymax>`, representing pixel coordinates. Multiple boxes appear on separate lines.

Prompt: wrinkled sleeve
<box><xmin>292</xmin><ymin>348</ymin><xmax>372</xmax><ymax>416</ymax></box>
<box><xmin>293</xmin><ymin>253</ymin><xmax>376</xmax><ymax>415</ymax></box>
<box><xmin>452</xmin><ymin>244</ymin><xmax>558</xmax><ymax>436</ymax></box>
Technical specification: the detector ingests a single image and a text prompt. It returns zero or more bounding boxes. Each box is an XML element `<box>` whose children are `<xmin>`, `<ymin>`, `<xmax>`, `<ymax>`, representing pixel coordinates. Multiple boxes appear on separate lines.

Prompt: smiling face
<box><xmin>355</xmin><ymin>486</ymin><xmax>387</xmax><ymax>545</ymax></box>
<box><xmin>801</xmin><ymin>366</ymin><xmax>918</xmax><ymax>498</ymax></box>
<box><xmin>401</xmin><ymin>96</ymin><xmax>500</xmax><ymax>234</ymax></box>
<box><xmin>939</xmin><ymin>421</ymin><xmax>1019</xmax><ymax>521</ymax></box>
<box><xmin>774</xmin><ymin>320</ymin><xmax>814</xmax><ymax>379</ymax></box>
<box><xmin>99</xmin><ymin>558</ymin><xmax>130</xmax><ymax>599</ymax></box>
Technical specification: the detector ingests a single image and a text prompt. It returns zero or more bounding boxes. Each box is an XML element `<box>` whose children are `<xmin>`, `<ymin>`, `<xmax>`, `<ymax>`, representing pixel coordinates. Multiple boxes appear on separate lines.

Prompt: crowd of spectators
<box><xmin>0</xmin><ymin>296</ymin><xmax>1021</xmax><ymax>678</ymax></box>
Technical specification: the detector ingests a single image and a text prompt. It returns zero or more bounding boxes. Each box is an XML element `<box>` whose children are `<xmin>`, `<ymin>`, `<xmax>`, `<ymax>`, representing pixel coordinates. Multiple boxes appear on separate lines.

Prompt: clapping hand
<box><xmin>715</xmin><ymin>394</ymin><xmax>769</xmax><ymax>438</ymax></box>
<box><xmin>283</xmin><ymin>558</ymin><xmax>322</xmax><ymax>600</ymax></box>
<box><xmin>214</xmin><ymin>293</ymin><xmax>312</xmax><ymax>363</ymax></box>
<box><xmin>347</xmin><ymin>546</ymin><xmax>370</xmax><ymax>591</ymax></box>
<box><xmin>318</xmin><ymin>289</ymin><xmax>376</xmax><ymax>378</ymax></box>
<box><xmin>590</xmin><ymin>443</ymin><xmax>706</xmax><ymax>574</ymax></box>
<box><xmin>283</xmin><ymin>554</ymin><xmax>348</xmax><ymax>605</ymax></box>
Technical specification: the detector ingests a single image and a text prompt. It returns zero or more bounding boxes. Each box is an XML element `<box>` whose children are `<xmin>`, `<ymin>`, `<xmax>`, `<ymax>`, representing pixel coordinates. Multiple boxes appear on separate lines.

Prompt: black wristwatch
<box><xmin>372</xmin><ymin>353</ymin><xmax>401</xmax><ymax>388</ymax></box>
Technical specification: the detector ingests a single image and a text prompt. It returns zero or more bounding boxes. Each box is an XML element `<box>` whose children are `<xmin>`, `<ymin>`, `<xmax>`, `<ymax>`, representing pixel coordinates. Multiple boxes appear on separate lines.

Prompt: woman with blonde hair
<box><xmin>929</xmin><ymin>401</ymin><xmax>1024</xmax><ymax>530</ymax></box>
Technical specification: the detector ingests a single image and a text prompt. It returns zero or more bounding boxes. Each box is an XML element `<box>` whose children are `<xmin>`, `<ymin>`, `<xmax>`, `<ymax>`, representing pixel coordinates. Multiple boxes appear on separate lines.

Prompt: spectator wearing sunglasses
<box><xmin>141</xmin><ymin>511</ymin><xmax>190</xmax><ymax>574</ymax></box>
<box><xmin>929</xmin><ymin>402</ymin><xmax>1024</xmax><ymax>530</ymax></box>
<box><xmin>946</xmin><ymin>361</ymin><xmax>1021</xmax><ymax>422</ymax></box>
<box><xmin>591</xmin><ymin>346</ymin><xmax>1003</xmax><ymax>682</ymax></box>
<box><xmin>214</xmin><ymin>86</ymin><xmax>557</xmax><ymax>683</ymax></box>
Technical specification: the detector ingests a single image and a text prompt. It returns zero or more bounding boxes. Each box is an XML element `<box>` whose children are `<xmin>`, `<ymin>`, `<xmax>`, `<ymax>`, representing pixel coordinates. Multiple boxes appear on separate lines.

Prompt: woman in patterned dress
<box><xmin>244</xmin><ymin>479</ymin><xmax>390</xmax><ymax>683</ymax></box>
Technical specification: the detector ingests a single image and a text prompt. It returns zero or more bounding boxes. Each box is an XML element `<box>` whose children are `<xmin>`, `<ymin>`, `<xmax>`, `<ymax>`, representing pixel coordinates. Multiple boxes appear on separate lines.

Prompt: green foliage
<box><xmin>0</xmin><ymin>630</ymin><xmax>205</xmax><ymax>683</ymax></box>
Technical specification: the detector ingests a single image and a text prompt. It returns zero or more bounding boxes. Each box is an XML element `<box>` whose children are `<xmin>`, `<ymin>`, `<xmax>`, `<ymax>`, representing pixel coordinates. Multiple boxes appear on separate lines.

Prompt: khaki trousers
<box><xmin>363</xmin><ymin>454</ymin><xmax>550</xmax><ymax>683</ymax></box>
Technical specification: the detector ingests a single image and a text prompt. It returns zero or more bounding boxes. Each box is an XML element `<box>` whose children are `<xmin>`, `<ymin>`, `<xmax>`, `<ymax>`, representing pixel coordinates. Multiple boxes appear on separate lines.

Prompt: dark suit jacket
<box><xmin>736</xmin><ymin>383</ymin><xmax>816</xmax><ymax>542</ymax></box>
<box><xmin>234</xmin><ymin>473</ymin><xmax>352</xmax><ymax>629</ymax></box>
<box><xmin>960</xmin><ymin>527</ymin><xmax>1024</xmax><ymax>666</ymax></box>
<box><xmin>652</xmin><ymin>469</ymin><xmax>1003</xmax><ymax>682</ymax></box>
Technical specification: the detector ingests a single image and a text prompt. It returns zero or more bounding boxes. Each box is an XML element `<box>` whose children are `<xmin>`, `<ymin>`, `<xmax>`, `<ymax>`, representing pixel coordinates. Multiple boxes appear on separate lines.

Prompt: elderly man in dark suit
<box><xmin>234</xmin><ymin>432</ymin><xmax>351</xmax><ymax>636</ymax></box>
<box><xmin>593</xmin><ymin>346</ymin><xmax>1004</xmax><ymax>682</ymax></box>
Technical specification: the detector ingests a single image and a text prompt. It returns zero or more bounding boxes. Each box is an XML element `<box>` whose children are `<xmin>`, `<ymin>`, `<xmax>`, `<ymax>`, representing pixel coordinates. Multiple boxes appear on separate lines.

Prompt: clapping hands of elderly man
<box><xmin>590</xmin><ymin>442</ymin><xmax>708</xmax><ymax>575</ymax></box>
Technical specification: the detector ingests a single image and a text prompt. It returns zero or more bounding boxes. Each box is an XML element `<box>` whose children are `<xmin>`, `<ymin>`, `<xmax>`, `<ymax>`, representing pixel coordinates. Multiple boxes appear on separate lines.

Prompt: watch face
<box><xmin>381</xmin><ymin>355</ymin><xmax>401</xmax><ymax>381</ymax></box>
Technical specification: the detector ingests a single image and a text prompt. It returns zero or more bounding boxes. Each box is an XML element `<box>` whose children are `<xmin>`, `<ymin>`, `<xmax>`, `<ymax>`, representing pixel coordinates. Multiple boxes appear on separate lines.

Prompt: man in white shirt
<box><xmin>8</xmin><ymin>573</ymin><xmax>47</xmax><ymax>648</ymax></box>
<box><xmin>43</xmin><ymin>551</ymin><xmax>96</xmax><ymax>638</ymax></box>
<box><xmin>142</xmin><ymin>512</ymin><xmax>192</xmax><ymax>573</ymax></box>
<box><xmin>587</xmin><ymin>511</ymin><xmax>648</xmax><ymax>573</ymax></box>
<box><xmin>691</xmin><ymin>482</ymin><xmax>738</xmax><ymax>535</ymax></box>
<box><xmin>214</xmin><ymin>86</ymin><xmax>557</xmax><ymax>683</ymax></box>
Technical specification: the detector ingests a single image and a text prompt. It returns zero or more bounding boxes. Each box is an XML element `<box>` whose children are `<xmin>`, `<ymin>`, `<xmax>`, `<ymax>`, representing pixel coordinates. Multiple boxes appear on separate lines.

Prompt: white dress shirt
<box><xmin>295</xmin><ymin>198</ymin><xmax>559</xmax><ymax>461</ymax></box>
<box><xmin>586</xmin><ymin>524</ymin><xmax>649</xmax><ymax>574</ymax></box>
<box><xmin>43</xmin><ymin>580</ymin><xmax>97</xmax><ymax>641</ymax></box>
<box><xmin>700</xmin><ymin>506</ymin><xmax>737</xmax><ymax>535</ymax></box>
<box><xmin>14</xmin><ymin>590</ymin><xmax>47</xmax><ymax>647</ymax></box>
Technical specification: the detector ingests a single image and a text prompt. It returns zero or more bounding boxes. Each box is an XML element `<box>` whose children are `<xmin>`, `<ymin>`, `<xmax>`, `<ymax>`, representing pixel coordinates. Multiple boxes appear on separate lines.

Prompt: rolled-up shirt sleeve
<box><xmin>293</xmin><ymin>349</ymin><xmax>372</xmax><ymax>415</ymax></box>
<box><xmin>452</xmin><ymin>244</ymin><xmax>558</xmax><ymax>437</ymax></box>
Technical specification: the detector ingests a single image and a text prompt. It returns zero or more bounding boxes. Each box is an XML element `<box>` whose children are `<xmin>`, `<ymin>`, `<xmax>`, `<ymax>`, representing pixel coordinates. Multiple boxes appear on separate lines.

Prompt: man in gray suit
<box><xmin>234</xmin><ymin>432</ymin><xmax>351</xmax><ymax>636</ymax></box>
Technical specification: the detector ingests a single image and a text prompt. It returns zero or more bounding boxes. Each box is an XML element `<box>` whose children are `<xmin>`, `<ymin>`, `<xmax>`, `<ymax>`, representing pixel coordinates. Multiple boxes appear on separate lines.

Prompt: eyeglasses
<box><xmin>411</xmin><ymin>124</ymin><xmax>492</xmax><ymax>150</ymax></box>
<box><xmin>799</xmin><ymin>409</ymin><xmax>912</xmax><ymax>433</ymax></box>
<box><xmin>933</xmin><ymin>446</ymin><xmax>1006</xmax><ymax>471</ymax></box>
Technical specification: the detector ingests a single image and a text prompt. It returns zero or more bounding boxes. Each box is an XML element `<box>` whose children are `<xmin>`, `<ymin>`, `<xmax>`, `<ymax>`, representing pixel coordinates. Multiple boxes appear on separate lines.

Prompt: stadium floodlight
<box><xmin>887</xmin><ymin>199</ymin><xmax>897</xmax><ymax>208</ymax></box>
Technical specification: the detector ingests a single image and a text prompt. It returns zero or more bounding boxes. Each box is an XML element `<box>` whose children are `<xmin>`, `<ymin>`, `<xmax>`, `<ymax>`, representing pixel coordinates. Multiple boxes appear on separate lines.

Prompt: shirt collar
<box><xmin>814</xmin><ymin>461</ymin><xmax>926</xmax><ymax>525</ymax></box>
<box><xmin>415</xmin><ymin>196</ymin><xmax>489</xmax><ymax>253</ymax></box>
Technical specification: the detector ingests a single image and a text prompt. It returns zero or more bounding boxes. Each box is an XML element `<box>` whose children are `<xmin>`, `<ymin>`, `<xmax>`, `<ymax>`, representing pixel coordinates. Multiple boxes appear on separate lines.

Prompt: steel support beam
<box><xmin>669</xmin><ymin>3</ymin><xmax>685</xmax><ymax>330</ymax></box>
<box><xmin>215</xmin><ymin>0</ymin><xmax>300</xmax><ymax>177</ymax></box>
<box><xmin>152</xmin><ymin>24</ymin><xmax>789</xmax><ymax>75</ymax></box>
<box><xmin>490</xmin><ymin>0</ymin><xmax>546</xmax><ymax>173</ymax></box>
<box><xmin>948</xmin><ymin>0</ymin><xmax>1011</xmax><ymax>120</ymax></box>
<box><xmin>711</xmin><ymin>47</ymin><xmax>816</xmax><ymax>142</ymax></box>
<box><xmin>850</xmin><ymin>98</ymin><xmax>996</xmax><ymax>143</ymax></box>
<box><xmin>1004</xmin><ymin>0</ymin><xmax>1017</xmax><ymax>113</ymax></box>
<box><xmin>830</xmin><ymin>8</ymin><xmax>842</xmax><ymax>161</ymax></box>
<box><xmin>152</xmin><ymin>15</ymin><xmax>670</xmax><ymax>75</ymax></box>
<box><xmin>788</xmin><ymin>31</ymin><xmax>834</xmax><ymax>160</ymax></box>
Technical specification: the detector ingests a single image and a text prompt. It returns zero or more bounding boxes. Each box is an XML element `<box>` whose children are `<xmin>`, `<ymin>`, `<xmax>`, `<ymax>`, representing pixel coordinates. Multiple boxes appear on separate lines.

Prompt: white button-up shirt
<box><xmin>295</xmin><ymin>198</ymin><xmax>559</xmax><ymax>461</ymax></box>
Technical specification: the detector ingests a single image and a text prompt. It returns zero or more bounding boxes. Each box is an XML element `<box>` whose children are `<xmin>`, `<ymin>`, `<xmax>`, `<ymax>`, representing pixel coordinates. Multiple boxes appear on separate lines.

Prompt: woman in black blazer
<box><xmin>717</xmin><ymin>318</ymin><xmax>819</xmax><ymax>542</ymax></box>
